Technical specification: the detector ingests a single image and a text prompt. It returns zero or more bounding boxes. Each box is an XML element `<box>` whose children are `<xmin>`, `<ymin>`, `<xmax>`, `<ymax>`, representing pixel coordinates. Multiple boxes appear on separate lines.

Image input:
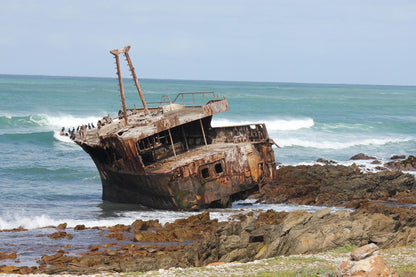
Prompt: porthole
<box><xmin>201</xmin><ymin>167</ymin><xmax>209</xmax><ymax>178</ymax></box>
<box><xmin>215</xmin><ymin>163</ymin><xmax>223</xmax><ymax>174</ymax></box>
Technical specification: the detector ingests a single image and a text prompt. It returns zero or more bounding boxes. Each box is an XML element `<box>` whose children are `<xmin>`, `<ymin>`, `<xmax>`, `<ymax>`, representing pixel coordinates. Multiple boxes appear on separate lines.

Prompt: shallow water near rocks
<box><xmin>0</xmin><ymin>200</ymin><xmax>351</xmax><ymax>268</ymax></box>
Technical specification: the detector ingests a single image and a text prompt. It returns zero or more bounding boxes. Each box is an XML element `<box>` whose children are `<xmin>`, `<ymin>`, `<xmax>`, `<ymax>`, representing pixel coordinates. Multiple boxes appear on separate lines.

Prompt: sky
<box><xmin>0</xmin><ymin>0</ymin><xmax>415</xmax><ymax>85</ymax></box>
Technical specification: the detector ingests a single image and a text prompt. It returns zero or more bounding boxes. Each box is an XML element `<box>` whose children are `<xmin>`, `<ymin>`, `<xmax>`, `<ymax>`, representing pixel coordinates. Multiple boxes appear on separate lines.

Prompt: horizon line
<box><xmin>0</xmin><ymin>73</ymin><xmax>415</xmax><ymax>88</ymax></box>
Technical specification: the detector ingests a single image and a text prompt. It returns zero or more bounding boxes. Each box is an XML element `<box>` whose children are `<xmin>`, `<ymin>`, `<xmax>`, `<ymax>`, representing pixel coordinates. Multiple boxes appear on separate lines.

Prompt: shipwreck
<box><xmin>64</xmin><ymin>45</ymin><xmax>278</xmax><ymax>210</ymax></box>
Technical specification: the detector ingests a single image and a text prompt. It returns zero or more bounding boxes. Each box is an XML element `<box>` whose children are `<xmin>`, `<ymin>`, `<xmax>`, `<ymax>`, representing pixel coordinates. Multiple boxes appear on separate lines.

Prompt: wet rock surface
<box><xmin>1</xmin><ymin>163</ymin><xmax>416</xmax><ymax>275</ymax></box>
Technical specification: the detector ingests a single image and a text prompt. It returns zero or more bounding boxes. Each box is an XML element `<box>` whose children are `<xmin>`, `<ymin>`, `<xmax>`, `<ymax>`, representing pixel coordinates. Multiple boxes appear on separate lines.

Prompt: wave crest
<box><xmin>277</xmin><ymin>137</ymin><xmax>413</xmax><ymax>149</ymax></box>
<box><xmin>0</xmin><ymin>114</ymin><xmax>101</xmax><ymax>135</ymax></box>
<box><xmin>211</xmin><ymin>118</ymin><xmax>314</xmax><ymax>131</ymax></box>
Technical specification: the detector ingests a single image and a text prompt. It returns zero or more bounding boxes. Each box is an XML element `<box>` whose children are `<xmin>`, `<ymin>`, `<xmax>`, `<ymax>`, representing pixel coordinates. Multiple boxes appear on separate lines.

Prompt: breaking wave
<box><xmin>0</xmin><ymin>212</ymin><xmax>135</xmax><ymax>230</ymax></box>
<box><xmin>0</xmin><ymin>201</ymin><xmax>350</xmax><ymax>230</ymax></box>
<box><xmin>0</xmin><ymin>114</ymin><xmax>101</xmax><ymax>135</ymax></box>
<box><xmin>211</xmin><ymin>117</ymin><xmax>314</xmax><ymax>131</ymax></box>
<box><xmin>277</xmin><ymin>137</ymin><xmax>414</xmax><ymax>149</ymax></box>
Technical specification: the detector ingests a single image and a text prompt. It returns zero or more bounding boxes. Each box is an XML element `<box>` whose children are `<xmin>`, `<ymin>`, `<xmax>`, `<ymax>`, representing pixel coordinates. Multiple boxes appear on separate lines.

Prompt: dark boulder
<box><xmin>350</xmin><ymin>153</ymin><xmax>377</xmax><ymax>160</ymax></box>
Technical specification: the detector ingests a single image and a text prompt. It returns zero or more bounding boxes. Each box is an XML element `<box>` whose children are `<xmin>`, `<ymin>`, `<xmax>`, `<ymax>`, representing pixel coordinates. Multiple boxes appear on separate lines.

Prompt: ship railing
<box><xmin>211</xmin><ymin>123</ymin><xmax>270</xmax><ymax>144</ymax></box>
<box><xmin>147</xmin><ymin>92</ymin><xmax>222</xmax><ymax>108</ymax></box>
<box><xmin>122</xmin><ymin>92</ymin><xmax>224</xmax><ymax>118</ymax></box>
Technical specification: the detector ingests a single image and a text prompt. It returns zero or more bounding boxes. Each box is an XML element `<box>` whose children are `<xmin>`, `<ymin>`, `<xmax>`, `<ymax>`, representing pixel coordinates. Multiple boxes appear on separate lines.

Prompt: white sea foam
<box><xmin>0</xmin><ymin>113</ymin><xmax>102</xmax><ymax>131</ymax></box>
<box><xmin>0</xmin><ymin>202</ymin><xmax>351</xmax><ymax>230</ymax></box>
<box><xmin>0</xmin><ymin>114</ymin><xmax>12</xmax><ymax>119</ymax></box>
<box><xmin>277</xmin><ymin>137</ymin><xmax>413</xmax><ymax>149</ymax></box>
<box><xmin>211</xmin><ymin>117</ymin><xmax>314</xmax><ymax>131</ymax></box>
<box><xmin>32</xmin><ymin>114</ymin><xmax>102</xmax><ymax>129</ymax></box>
<box><xmin>0</xmin><ymin>213</ymin><xmax>133</xmax><ymax>230</ymax></box>
<box><xmin>0</xmin><ymin>213</ymin><xmax>57</xmax><ymax>230</ymax></box>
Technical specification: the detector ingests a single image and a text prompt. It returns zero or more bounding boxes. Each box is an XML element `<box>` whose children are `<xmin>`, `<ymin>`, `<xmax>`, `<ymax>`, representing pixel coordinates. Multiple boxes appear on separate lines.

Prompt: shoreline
<box><xmin>1</xmin><ymin>158</ymin><xmax>416</xmax><ymax>275</ymax></box>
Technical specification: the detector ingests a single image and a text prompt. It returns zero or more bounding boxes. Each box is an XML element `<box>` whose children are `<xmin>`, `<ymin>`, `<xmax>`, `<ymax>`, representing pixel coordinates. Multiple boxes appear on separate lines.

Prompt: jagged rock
<box><xmin>385</xmin><ymin>155</ymin><xmax>416</xmax><ymax>171</ymax></box>
<box><xmin>108</xmin><ymin>224</ymin><xmax>131</xmax><ymax>232</ymax></box>
<box><xmin>131</xmin><ymin>219</ymin><xmax>162</xmax><ymax>232</ymax></box>
<box><xmin>0</xmin><ymin>265</ymin><xmax>20</xmax><ymax>274</ymax></box>
<box><xmin>57</xmin><ymin>223</ymin><xmax>67</xmax><ymax>230</ymax></box>
<box><xmin>337</xmin><ymin>244</ymin><xmax>397</xmax><ymax>276</ymax></box>
<box><xmin>350</xmin><ymin>243</ymin><xmax>379</xmax><ymax>261</ymax></box>
<box><xmin>48</xmin><ymin>231</ymin><xmax>73</xmax><ymax>240</ymax></box>
<box><xmin>191</xmin><ymin>206</ymin><xmax>416</xmax><ymax>266</ymax></box>
<box><xmin>74</xmin><ymin>224</ymin><xmax>86</xmax><ymax>231</ymax></box>
<box><xmin>132</xmin><ymin>212</ymin><xmax>218</xmax><ymax>243</ymax></box>
<box><xmin>391</xmin><ymin>155</ymin><xmax>406</xmax><ymax>160</ymax></box>
<box><xmin>41</xmin><ymin>252</ymin><xmax>64</xmax><ymax>264</ymax></box>
<box><xmin>316</xmin><ymin>158</ymin><xmax>337</xmax><ymax>165</ymax></box>
<box><xmin>0</xmin><ymin>252</ymin><xmax>17</xmax><ymax>260</ymax></box>
<box><xmin>350</xmin><ymin>153</ymin><xmax>377</xmax><ymax>160</ymax></box>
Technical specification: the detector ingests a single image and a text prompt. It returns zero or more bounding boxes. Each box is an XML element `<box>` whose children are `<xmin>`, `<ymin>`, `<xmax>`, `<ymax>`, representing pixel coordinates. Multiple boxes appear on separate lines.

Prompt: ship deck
<box><xmin>73</xmin><ymin>98</ymin><xmax>230</xmax><ymax>146</ymax></box>
<box><xmin>146</xmin><ymin>142</ymin><xmax>252</xmax><ymax>174</ymax></box>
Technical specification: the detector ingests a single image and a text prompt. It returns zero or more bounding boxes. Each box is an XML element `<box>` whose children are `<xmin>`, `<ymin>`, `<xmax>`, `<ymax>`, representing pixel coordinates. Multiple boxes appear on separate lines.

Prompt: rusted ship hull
<box><xmin>79</xmin><ymin>124</ymin><xmax>277</xmax><ymax>210</ymax></box>
<box><xmin>63</xmin><ymin>45</ymin><xmax>278</xmax><ymax>211</ymax></box>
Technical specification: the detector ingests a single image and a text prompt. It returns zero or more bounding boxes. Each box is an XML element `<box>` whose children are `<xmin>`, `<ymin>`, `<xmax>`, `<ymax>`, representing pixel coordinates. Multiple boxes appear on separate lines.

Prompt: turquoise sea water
<box><xmin>0</xmin><ymin>74</ymin><xmax>415</xmax><ymax>230</ymax></box>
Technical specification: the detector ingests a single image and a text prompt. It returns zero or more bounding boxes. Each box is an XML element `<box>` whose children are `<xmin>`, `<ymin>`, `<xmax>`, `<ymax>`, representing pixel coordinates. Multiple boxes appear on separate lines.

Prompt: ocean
<box><xmin>0</xmin><ymin>74</ymin><xmax>415</xmax><ymax>232</ymax></box>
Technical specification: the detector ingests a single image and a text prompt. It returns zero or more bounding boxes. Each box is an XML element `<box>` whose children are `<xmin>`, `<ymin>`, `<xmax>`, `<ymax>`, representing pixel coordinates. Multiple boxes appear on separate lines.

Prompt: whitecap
<box><xmin>0</xmin><ymin>213</ymin><xmax>58</xmax><ymax>230</ymax></box>
<box><xmin>0</xmin><ymin>201</ymin><xmax>352</xmax><ymax>230</ymax></box>
<box><xmin>277</xmin><ymin>137</ymin><xmax>414</xmax><ymax>149</ymax></box>
<box><xmin>41</xmin><ymin>114</ymin><xmax>102</xmax><ymax>129</ymax></box>
<box><xmin>211</xmin><ymin>117</ymin><xmax>314</xmax><ymax>131</ymax></box>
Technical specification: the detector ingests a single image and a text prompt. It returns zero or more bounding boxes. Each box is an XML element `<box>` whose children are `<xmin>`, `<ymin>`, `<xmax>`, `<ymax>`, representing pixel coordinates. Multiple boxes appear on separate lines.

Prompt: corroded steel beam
<box><xmin>110</xmin><ymin>52</ymin><xmax>128</xmax><ymax>125</ymax></box>
<box><xmin>123</xmin><ymin>48</ymin><xmax>149</xmax><ymax>115</ymax></box>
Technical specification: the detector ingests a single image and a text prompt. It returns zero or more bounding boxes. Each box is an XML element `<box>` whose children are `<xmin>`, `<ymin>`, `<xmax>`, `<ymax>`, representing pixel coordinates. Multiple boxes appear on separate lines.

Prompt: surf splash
<box><xmin>0</xmin><ymin>201</ymin><xmax>350</xmax><ymax>231</ymax></box>
<box><xmin>277</xmin><ymin>137</ymin><xmax>414</xmax><ymax>150</ymax></box>
<box><xmin>0</xmin><ymin>114</ymin><xmax>101</xmax><ymax>130</ymax></box>
<box><xmin>211</xmin><ymin>117</ymin><xmax>314</xmax><ymax>131</ymax></box>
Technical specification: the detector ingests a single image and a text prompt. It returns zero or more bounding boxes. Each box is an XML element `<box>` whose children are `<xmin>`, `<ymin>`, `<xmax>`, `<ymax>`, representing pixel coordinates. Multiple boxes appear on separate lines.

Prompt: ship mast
<box><xmin>123</xmin><ymin>46</ymin><xmax>149</xmax><ymax>115</ymax></box>
<box><xmin>110</xmin><ymin>46</ymin><xmax>149</xmax><ymax>125</ymax></box>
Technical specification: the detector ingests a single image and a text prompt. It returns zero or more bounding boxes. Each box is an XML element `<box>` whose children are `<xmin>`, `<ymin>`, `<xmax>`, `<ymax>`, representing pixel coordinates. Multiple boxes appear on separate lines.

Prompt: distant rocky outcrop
<box><xmin>391</xmin><ymin>155</ymin><xmax>406</xmax><ymax>160</ymax></box>
<box><xmin>349</xmin><ymin>153</ymin><xmax>377</xmax><ymax>160</ymax></box>
<box><xmin>385</xmin><ymin>155</ymin><xmax>416</xmax><ymax>171</ymax></box>
<box><xmin>316</xmin><ymin>158</ymin><xmax>337</xmax><ymax>165</ymax></box>
<box><xmin>253</xmin><ymin>164</ymin><xmax>416</xmax><ymax>206</ymax></box>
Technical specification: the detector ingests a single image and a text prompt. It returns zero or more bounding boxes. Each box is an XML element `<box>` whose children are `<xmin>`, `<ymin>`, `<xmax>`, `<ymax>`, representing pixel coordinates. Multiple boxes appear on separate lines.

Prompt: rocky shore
<box><xmin>254</xmin><ymin>156</ymin><xmax>416</xmax><ymax>206</ymax></box>
<box><xmin>1</xmin><ymin>155</ymin><xmax>415</xmax><ymax>275</ymax></box>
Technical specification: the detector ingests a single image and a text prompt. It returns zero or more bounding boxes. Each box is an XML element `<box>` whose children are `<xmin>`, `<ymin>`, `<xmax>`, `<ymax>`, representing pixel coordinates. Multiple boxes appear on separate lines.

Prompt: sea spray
<box><xmin>0</xmin><ymin>200</ymin><xmax>350</xmax><ymax>230</ymax></box>
<box><xmin>212</xmin><ymin>117</ymin><xmax>314</xmax><ymax>131</ymax></box>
